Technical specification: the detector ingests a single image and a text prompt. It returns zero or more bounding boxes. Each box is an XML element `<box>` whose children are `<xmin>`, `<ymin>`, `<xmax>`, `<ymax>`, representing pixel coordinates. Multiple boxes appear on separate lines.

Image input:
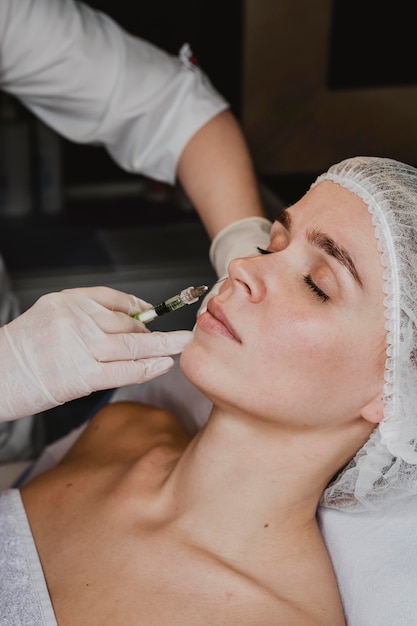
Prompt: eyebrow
<box><xmin>274</xmin><ymin>209</ymin><xmax>363</xmax><ymax>287</ymax></box>
<box><xmin>307</xmin><ymin>229</ymin><xmax>363</xmax><ymax>287</ymax></box>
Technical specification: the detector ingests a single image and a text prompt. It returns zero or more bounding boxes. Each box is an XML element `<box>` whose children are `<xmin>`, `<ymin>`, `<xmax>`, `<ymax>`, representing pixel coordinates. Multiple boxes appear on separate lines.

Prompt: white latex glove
<box><xmin>198</xmin><ymin>216</ymin><xmax>273</xmax><ymax>313</ymax></box>
<box><xmin>0</xmin><ymin>286</ymin><xmax>192</xmax><ymax>422</ymax></box>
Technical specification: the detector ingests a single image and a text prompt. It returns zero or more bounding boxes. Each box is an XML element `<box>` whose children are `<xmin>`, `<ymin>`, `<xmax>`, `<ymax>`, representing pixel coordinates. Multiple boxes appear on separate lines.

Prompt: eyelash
<box><xmin>257</xmin><ymin>247</ymin><xmax>330</xmax><ymax>302</ymax></box>
<box><xmin>303</xmin><ymin>275</ymin><xmax>329</xmax><ymax>302</ymax></box>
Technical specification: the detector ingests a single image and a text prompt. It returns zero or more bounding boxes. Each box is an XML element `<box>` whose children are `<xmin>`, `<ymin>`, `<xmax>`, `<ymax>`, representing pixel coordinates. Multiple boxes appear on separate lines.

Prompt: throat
<box><xmin>159</xmin><ymin>412</ymin><xmax>325</xmax><ymax>554</ymax></box>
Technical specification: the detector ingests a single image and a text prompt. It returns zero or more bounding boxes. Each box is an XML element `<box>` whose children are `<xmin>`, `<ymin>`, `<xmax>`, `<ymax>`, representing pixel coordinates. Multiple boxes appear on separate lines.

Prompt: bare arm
<box><xmin>177</xmin><ymin>110</ymin><xmax>267</xmax><ymax>239</ymax></box>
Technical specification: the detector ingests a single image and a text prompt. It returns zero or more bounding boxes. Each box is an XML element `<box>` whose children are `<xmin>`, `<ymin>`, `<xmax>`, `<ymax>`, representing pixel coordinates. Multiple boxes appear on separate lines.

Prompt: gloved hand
<box><xmin>198</xmin><ymin>216</ymin><xmax>273</xmax><ymax>313</ymax></box>
<box><xmin>0</xmin><ymin>286</ymin><xmax>192</xmax><ymax>422</ymax></box>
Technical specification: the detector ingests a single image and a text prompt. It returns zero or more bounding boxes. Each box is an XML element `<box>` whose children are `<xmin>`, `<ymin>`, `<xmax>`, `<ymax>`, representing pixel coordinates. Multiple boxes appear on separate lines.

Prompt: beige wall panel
<box><xmin>243</xmin><ymin>0</ymin><xmax>417</xmax><ymax>174</ymax></box>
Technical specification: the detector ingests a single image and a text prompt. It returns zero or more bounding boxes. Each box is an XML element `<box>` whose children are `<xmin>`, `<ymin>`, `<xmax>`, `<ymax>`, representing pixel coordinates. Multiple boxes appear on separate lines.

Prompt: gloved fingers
<box><xmin>89</xmin><ymin>356</ymin><xmax>176</xmax><ymax>389</ymax></box>
<box><xmin>92</xmin><ymin>329</ymin><xmax>193</xmax><ymax>362</ymax></box>
<box><xmin>209</xmin><ymin>216</ymin><xmax>273</xmax><ymax>279</ymax></box>
<box><xmin>87</xmin><ymin>308</ymin><xmax>150</xmax><ymax>334</ymax></box>
<box><xmin>0</xmin><ymin>288</ymin><xmax>194</xmax><ymax>420</ymax></box>
<box><xmin>62</xmin><ymin>286</ymin><xmax>152</xmax><ymax>316</ymax></box>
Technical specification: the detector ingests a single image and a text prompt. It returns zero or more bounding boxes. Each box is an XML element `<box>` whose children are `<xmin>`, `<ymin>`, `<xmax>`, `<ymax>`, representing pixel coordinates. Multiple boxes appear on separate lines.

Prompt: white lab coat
<box><xmin>0</xmin><ymin>0</ymin><xmax>228</xmax><ymax>460</ymax></box>
<box><xmin>0</xmin><ymin>0</ymin><xmax>228</xmax><ymax>184</ymax></box>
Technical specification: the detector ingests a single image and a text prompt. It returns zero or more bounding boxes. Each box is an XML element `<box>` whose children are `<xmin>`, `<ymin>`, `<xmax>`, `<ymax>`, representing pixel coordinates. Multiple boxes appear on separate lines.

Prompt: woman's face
<box><xmin>181</xmin><ymin>181</ymin><xmax>387</xmax><ymax>429</ymax></box>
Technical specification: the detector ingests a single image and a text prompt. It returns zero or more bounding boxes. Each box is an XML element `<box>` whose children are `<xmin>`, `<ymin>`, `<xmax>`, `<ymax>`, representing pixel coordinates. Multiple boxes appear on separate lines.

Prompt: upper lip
<box><xmin>206</xmin><ymin>299</ymin><xmax>241</xmax><ymax>342</ymax></box>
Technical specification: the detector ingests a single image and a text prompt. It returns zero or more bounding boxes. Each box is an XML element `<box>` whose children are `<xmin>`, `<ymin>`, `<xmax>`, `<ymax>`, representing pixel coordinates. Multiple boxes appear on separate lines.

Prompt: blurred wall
<box><xmin>243</xmin><ymin>0</ymin><xmax>417</xmax><ymax>175</ymax></box>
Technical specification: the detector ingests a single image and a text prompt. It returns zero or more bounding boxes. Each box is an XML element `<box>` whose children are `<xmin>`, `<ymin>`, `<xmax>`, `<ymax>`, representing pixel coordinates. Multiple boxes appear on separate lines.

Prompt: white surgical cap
<box><xmin>311</xmin><ymin>156</ymin><xmax>417</xmax><ymax>511</ymax></box>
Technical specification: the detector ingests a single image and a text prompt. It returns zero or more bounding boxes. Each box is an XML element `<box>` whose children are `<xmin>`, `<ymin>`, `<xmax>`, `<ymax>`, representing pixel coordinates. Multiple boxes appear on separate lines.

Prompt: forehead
<box><xmin>282</xmin><ymin>180</ymin><xmax>383</xmax><ymax>287</ymax></box>
<box><xmin>276</xmin><ymin>180</ymin><xmax>375</xmax><ymax>243</ymax></box>
<box><xmin>288</xmin><ymin>180</ymin><xmax>370</xmax><ymax>224</ymax></box>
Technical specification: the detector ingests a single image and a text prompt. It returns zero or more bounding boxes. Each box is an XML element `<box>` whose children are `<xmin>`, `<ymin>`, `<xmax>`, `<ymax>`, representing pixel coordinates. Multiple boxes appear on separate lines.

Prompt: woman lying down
<box><xmin>7</xmin><ymin>156</ymin><xmax>417</xmax><ymax>625</ymax></box>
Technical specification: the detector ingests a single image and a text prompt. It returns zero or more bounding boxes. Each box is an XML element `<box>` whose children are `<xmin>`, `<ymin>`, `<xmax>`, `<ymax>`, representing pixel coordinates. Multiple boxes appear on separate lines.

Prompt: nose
<box><xmin>226</xmin><ymin>220</ymin><xmax>290</xmax><ymax>303</ymax></box>
<box><xmin>227</xmin><ymin>254</ymin><xmax>268</xmax><ymax>303</ymax></box>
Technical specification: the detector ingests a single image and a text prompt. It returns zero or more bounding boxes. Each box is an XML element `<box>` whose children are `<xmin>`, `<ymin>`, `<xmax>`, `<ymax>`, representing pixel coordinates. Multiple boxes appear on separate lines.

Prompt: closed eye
<box><xmin>303</xmin><ymin>275</ymin><xmax>329</xmax><ymax>302</ymax></box>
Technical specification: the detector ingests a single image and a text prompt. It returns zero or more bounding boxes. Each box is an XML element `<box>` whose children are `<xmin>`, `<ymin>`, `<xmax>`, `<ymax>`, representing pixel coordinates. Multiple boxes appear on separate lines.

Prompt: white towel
<box><xmin>0</xmin><ymin>489</ymin><xmax>57</xmax><ymax>625</ymax></box>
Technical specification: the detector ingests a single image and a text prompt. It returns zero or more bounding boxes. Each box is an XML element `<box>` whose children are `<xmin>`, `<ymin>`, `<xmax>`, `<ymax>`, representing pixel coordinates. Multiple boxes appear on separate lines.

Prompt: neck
<box><xmin>161</xmin><ymin>406</ymin><xmax>371</xmax><ymax>556</ymax></box>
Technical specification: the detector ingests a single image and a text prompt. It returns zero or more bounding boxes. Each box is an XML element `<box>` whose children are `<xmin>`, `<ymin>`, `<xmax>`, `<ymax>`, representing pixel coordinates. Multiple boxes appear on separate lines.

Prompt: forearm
<box><xmin>177</xmin><ymin>110</ymin><xmax>267</xmax><ymax>239</ymax></box>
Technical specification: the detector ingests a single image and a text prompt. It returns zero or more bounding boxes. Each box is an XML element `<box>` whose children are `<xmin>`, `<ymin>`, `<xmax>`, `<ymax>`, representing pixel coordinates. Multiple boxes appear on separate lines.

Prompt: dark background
<box><xmin>327</xmin><ymin>0</ymin><xmax>417</xmax><ymax>90</ymax></box>
<box><xmin>62</xmin><ymin>0</ymin><xmax>417</xmax><ymax>201</ymax></box>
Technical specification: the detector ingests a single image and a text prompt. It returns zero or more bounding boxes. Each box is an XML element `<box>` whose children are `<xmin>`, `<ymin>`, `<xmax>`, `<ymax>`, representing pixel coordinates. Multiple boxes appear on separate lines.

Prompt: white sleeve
<box><xmin>0</xmin><ymin>0</ymin><xmax>228</xmax><ymax>183</ymax></box>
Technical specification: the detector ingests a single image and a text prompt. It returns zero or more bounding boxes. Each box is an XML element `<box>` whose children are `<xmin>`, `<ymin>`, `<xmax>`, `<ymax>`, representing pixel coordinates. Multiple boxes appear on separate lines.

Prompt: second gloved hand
<box><xmin>0</xmin><ymin>286</ymin><xmax>192</xmax><ymax>422</ymax></box>
<box><xmin>198</xmin><ymin>216</ymin><xmax>273</xmax><ymax>314</ymax></box>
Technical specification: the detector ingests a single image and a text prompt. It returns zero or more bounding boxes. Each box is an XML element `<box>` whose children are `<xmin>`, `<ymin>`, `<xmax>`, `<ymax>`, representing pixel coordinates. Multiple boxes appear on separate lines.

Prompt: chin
<box><xmin>179</xmin><ymin>341</ymin><xmax>221</xmax><ymax>400</ymax></box>
<box><xmin>179</xmin><ymin>341</ymin><xmax>201</xmax><ymax>383</ymax></box>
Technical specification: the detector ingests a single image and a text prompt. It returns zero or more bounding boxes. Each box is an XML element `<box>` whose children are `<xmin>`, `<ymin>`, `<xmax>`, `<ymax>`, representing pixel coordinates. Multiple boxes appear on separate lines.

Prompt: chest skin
<box><xmin>21</xmin><ymin>402</ymin><xmax>345</xmax><ymax>626</ymax></box>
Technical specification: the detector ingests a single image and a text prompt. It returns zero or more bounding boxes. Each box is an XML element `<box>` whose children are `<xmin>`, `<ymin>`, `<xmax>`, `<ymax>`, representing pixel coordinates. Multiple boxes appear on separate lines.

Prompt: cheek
<box><xmin>251</xmin><ymin>319</ymin><xmax>381</xmax><ymax>423</ymax></box>
<box><xmin>259</xmin><ymin>315</ymin><xmax>369</xmax><ymax>391</ymax></box>
<box><xmin>262</xmin><ymin>314</ymin><xmax>335</xmax><ymax>365</ymax></box>
<box><xmin>181</xmin><ymin>309</ymin><xmax>385</xmax><ymax>419</ymax></box>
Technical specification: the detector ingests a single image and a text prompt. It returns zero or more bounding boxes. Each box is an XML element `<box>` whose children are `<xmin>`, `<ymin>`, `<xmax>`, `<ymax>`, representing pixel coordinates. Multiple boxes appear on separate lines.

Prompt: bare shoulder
<box><xmin>62</xmin><ymin>401</ymin><xmax>192</xmax><ymax>465</ymax></box>
<box><xmin>21</xmin><ymin>401</ymin><xmax>191</xmax><ymax>526</ymax></box>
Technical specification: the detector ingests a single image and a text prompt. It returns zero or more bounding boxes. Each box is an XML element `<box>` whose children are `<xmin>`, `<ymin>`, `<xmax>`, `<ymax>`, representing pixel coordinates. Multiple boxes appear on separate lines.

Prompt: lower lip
<box><xmin>196</xmin><ymin>311</ymin><xmax>239</xmax><ymax>342</ymax></box>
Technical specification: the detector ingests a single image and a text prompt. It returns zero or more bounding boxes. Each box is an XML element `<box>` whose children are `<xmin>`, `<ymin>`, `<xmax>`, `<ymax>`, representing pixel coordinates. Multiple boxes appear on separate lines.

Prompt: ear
<box><xmin>361</xmin><ymin>393</ymin><xmax>385</xmax><ymax>424</ymax></box>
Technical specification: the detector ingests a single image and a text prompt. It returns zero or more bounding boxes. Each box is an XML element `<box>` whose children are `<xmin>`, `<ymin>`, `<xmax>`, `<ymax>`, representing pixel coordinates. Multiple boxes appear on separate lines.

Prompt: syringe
<box><xmin>132</xmin><ymin>285</ymin><xmax>209</xmax><ymax>324</ymax></box>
